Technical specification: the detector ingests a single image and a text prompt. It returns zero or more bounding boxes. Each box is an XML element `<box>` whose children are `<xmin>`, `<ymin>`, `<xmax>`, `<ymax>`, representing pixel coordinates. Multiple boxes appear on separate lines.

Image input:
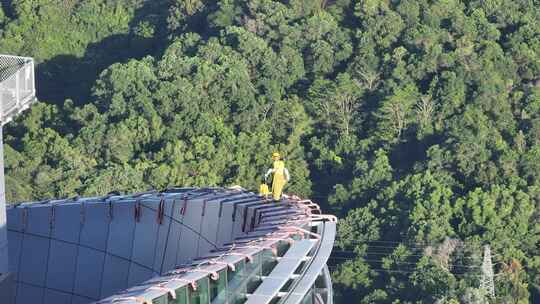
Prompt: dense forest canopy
<box><xmin>1</xmin><ymin>0</ymin><xmax>539</xmax><ymax>303</ymax></box>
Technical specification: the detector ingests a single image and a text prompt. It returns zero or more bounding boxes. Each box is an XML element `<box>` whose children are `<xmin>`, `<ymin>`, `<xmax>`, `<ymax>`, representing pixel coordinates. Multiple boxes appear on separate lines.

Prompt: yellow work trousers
<box><xmin>272</xmin><ymin>173</ymin><xmax>286</xmax><ymax>201</ymax></box>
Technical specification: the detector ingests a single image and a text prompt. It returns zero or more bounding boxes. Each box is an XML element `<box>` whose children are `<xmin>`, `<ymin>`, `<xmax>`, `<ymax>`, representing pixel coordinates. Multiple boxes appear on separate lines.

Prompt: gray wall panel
<box><xmin>7</xmin><ymin>231</ymin><xmax>22</xmax><ymax>278</ymax></box>
<box><xmin>172</xmin><ymin>198</ymin><xmax>187</xmax><ymax>222</ymax></box>
<box><xmin>44</xmin><ymin>289</ymin><xmax>71</xmax><ymax>304</ymax></box>
<box><xmin>232</xmin><ymin>203</ymin><xmax>247</xmax><ymax>240</ymax></box>
<box><xmin>161</xmin><ymin>220</ymin><xmax>182</xmax><ymax>273</ymax></box>
<box><xmin>100</xmin><ymin>254</ymin><xmax>129</xmax><ymax>299</ymax></box>
<box><xmin>140</xmin><ymin>198</ymin><xmax>169</xmax><ymax>211</ymax></box>
<box><xmin>163</xmin><ymin>198</ymin><xmax>176</xmax><ymax>217</ymax></box>
<box><xmin>51</xmin><ymin>204</ymin><xmax>81</xmax><ymax>243</ymax></box>
<box><xmin>127</xmin><ymin>263</ymin><xmax>153</xmax><ymax>287</ymax></box>
<box><xmin>152</xmin><ymin>216</ymin><xmax>171</xmax><ymax>273</ymax></box>
<box><xmin>132</xmin><ymin>207</ymin><xmax>158</xmax><ymax>267</ymax></box>
<box><xmin>46</xmin><ymin>240</ymin><xmax>77</xmax><ymax>293</ymax></box>
<box><xmin>106</xmin><ymin>202</ymin><xmax>135</xmax><ymax>259</ymax></box>
<box><xmin>237</xmin><ymin>202</ymin><xmax>263</xmax><ymax>235</ymax></box>
<box><xmin>176</xmin><ymin>228</ymin><xmax>198</xmax><ymax>265</ymax></box>
<box><xmin>140</xmin><ymin>199</ymin><xmax>157</xmax><ymax>211</ymax></box>
<box><xmin>16</xmin><ymin>282</ymin><xmax>43</xmax><ymax>304</ymax></box>
<box><xmin>7</xmin><ymin>208</ymin><xmax>23</xmax><ymax>232</ymax></box>
<box><xmin>181</xmin><ymin>200</ymin><xmax>203</xmax><ymax>229</ymax></box>
<box><xmin>244</xmin><ymin>203</ymin><xmax>263</xmax><ymax>234</ymax></box>
<box><xmin>79</xmin><ymin>203</ymin><xmax>108</xmax><ymax>251</ymax></box>
<box><xmin>26</xmin><ymin>206</ymin><xmax>51</xmax><ymax>238</ymax></box>
<box><xmin>19</xmin><ymin>234</ymin><xmax>49</xmax><ymax>286</ymax></box>
<box><xmin>178</xmin><ymin>200</ymin><xmax>203</xmax><ymax>264</ymax></box>
<box><xmin>216</xmin><ymin>203</ymin><xmax>235</xmax><ymax>247</ymax></box>
<box><xmin>71</xmin><ymin>295</ymin><xmax>93</xmax><ymax>304</ymax></box>
<box><xmin>73</xmin><ymin>247</ymin><xmax>105</xmax><ymax>300</ymax></box>
<box><xmin>198</xmin><ymin>201</ymin><xmax>220</xmax><ymax>257</ymax></box>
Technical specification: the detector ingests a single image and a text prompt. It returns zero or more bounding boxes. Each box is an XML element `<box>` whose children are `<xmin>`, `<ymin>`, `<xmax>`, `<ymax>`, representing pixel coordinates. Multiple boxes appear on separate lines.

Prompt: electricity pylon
<box><xmin>480</xmin><ymin>245</ymin><xmax>495</xmax><ymax>298</ymax></box>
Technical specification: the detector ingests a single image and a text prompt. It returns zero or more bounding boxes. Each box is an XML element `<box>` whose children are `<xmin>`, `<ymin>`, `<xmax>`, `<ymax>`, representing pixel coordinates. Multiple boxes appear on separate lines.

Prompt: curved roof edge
<box><xmin>91</xmin><ymin>189</ymin><xmax>337</xmax><ymax>304</ymax></box>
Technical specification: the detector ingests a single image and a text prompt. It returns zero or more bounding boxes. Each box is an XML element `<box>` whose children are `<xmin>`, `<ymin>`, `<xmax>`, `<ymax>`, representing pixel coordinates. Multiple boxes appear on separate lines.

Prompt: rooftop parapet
<box><xmin>7</xmin><ymin>187</ymin><xmax>336</xmax><ymax>304</ymax></box>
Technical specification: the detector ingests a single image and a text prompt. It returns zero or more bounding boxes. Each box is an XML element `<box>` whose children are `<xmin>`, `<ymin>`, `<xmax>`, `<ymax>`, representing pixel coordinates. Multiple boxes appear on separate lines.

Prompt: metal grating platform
<box><xmin>0</xmin><ymin>55</ymin><xmax>36</xmax><ymax>126</ymax></box>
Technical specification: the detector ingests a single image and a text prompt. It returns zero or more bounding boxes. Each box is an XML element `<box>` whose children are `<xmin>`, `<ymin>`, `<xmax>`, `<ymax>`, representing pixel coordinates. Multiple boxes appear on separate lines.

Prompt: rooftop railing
<box><xmin>0</xmin><ymin>55</ymin><xmax>36</xmax><ymax>126</ymax></box>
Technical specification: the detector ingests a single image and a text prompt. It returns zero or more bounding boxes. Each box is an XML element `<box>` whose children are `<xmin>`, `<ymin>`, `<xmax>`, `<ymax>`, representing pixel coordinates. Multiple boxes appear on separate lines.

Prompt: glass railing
<box><xmin>150</xmin><ymin>243</ymin><xmax>288</xmax><ymax>304</ymax></box>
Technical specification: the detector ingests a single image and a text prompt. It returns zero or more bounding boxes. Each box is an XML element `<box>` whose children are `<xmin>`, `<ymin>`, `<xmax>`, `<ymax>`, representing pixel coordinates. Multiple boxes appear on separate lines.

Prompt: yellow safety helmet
<box><xmin>272</xmin><ymin>152</ymin><xmax>280</xmax><ymax>159</ymax></box>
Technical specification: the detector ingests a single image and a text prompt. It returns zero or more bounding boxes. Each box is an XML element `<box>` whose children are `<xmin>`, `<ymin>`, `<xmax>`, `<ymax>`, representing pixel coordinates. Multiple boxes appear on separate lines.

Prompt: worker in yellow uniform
<box><xmin>265</xmin><ymin>152</ymin><xmax>290</xmax><ymax>201</ymax></box>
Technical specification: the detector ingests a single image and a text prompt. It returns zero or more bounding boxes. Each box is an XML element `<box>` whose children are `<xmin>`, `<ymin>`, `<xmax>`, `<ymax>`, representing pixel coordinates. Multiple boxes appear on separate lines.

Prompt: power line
<box><xmin>329</xmin><ymin>243</ymin><xmax>509</xmax><ymax>285</ymax></box>
<box><xmin>335</xmin><ymin>243</ymin><xmax>428</xmax><ymax>250</ymax></box>
<box><xmin>335</xmin><ymin>238</ymin><xmax>433</xmax><ymax>245</ymax></box>
<box><xmin>335</xmin><ymin>238</ymin><xmax>507</xmax><ymax>255</ymax></box>
<box><xmin>334</xmin><ymin>238</ymin><xmax>510</xmax><ymax>276</ymax></box>
<box><xmin>335</xmin><ymin>238</ymin><xmax>431</xmax><ymax>247</ymax></box>
<box><xmin>333</xmin><ymin>249</ymin><xmax>492</xmax><ymax>260</ymax></box>
<box><xmin>326</xmin><ymin>266</ymin><xmax>480</xmax><ymax>277</ymax></box>
<box><xmin>334</xmin><ymin>239</ymin><xmax>467</xmax><ymax>251</ymax></box>
<box><xmin>335</xmin><ymin>239</ymin><xmax>506</xmax><ymax>259</ymax></box>
<box><xmin>328</xmin><ymin>257</ymin><xmax>481</xmax><ymax>268</ymax></box>
<box><xmin>332</xmin><ymin>251</ymin><xmax>503</xmax><ymax>267</ymax></box>
<box><xmin>333</xmin><ymin>250</ymin><xmax>430</xmax><ymax>257</ymax></box>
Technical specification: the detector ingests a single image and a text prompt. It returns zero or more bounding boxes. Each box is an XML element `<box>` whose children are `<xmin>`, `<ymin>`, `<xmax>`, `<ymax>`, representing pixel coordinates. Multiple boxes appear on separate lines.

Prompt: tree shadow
<box><xmin>36</xmin><ymin>0</ymin><xmax>171</xmax><ymax>107</ymax></box>
<box><xmin>37</xmin><ymin>34</ymin><xmax>133</xmax><ymax>106</ymax></box>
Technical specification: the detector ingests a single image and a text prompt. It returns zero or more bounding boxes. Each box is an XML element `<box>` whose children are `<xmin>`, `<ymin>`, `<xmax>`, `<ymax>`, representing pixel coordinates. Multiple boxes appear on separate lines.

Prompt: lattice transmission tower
<box><xmin>480</xmin><ymin>245</ymin><xmax>495</xmax><ymax>298</ymax></box>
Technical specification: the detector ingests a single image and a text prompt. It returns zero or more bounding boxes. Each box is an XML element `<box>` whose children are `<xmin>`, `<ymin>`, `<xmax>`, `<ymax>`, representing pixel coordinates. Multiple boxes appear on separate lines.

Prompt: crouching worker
<box><xmin>264</xmin><ymin>152</ymin><xmax>290</xmax><ymax>202</ymax></box>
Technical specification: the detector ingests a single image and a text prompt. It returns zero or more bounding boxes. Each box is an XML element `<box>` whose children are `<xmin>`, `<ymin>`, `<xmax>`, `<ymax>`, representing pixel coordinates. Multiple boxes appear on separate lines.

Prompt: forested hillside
<box><xmin>1</xmin><ymin>0</ymin><xmax>539</xmax><ymax>303</ymax></box>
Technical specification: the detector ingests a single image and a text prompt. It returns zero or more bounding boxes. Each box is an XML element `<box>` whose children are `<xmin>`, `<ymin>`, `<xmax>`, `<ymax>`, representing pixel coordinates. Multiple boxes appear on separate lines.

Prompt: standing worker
<box><xmin>264</xmin><ymin>152</ymin><xmax>290</xmax><ymax>201</ymax></box>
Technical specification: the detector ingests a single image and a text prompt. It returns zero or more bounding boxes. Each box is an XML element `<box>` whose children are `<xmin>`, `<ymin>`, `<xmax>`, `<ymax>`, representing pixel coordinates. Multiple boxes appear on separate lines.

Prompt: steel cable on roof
<box><xmin>140</xmin><ymin>203</ymin><xmax>220</xmax><ymax>250</ymax></box>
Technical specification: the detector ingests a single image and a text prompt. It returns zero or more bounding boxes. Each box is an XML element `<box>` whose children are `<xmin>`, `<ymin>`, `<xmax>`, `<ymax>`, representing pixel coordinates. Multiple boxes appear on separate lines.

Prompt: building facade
<box><xmin>7</xmin><ymin>187</ymin><xmax>336</xmax><ymax>304</ymax></box>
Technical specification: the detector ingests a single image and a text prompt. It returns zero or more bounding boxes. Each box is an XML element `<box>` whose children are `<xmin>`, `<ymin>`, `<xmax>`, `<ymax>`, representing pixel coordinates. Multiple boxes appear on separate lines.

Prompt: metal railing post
<box><xmin>15</xmin><ymin>70</ymin><xmax>20</xmax><ymax>109</ymax></box>
<box><xmin>31</xmin><ymin>60</ymin><xmax>35</xmax><ymax>96</ymax></box>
